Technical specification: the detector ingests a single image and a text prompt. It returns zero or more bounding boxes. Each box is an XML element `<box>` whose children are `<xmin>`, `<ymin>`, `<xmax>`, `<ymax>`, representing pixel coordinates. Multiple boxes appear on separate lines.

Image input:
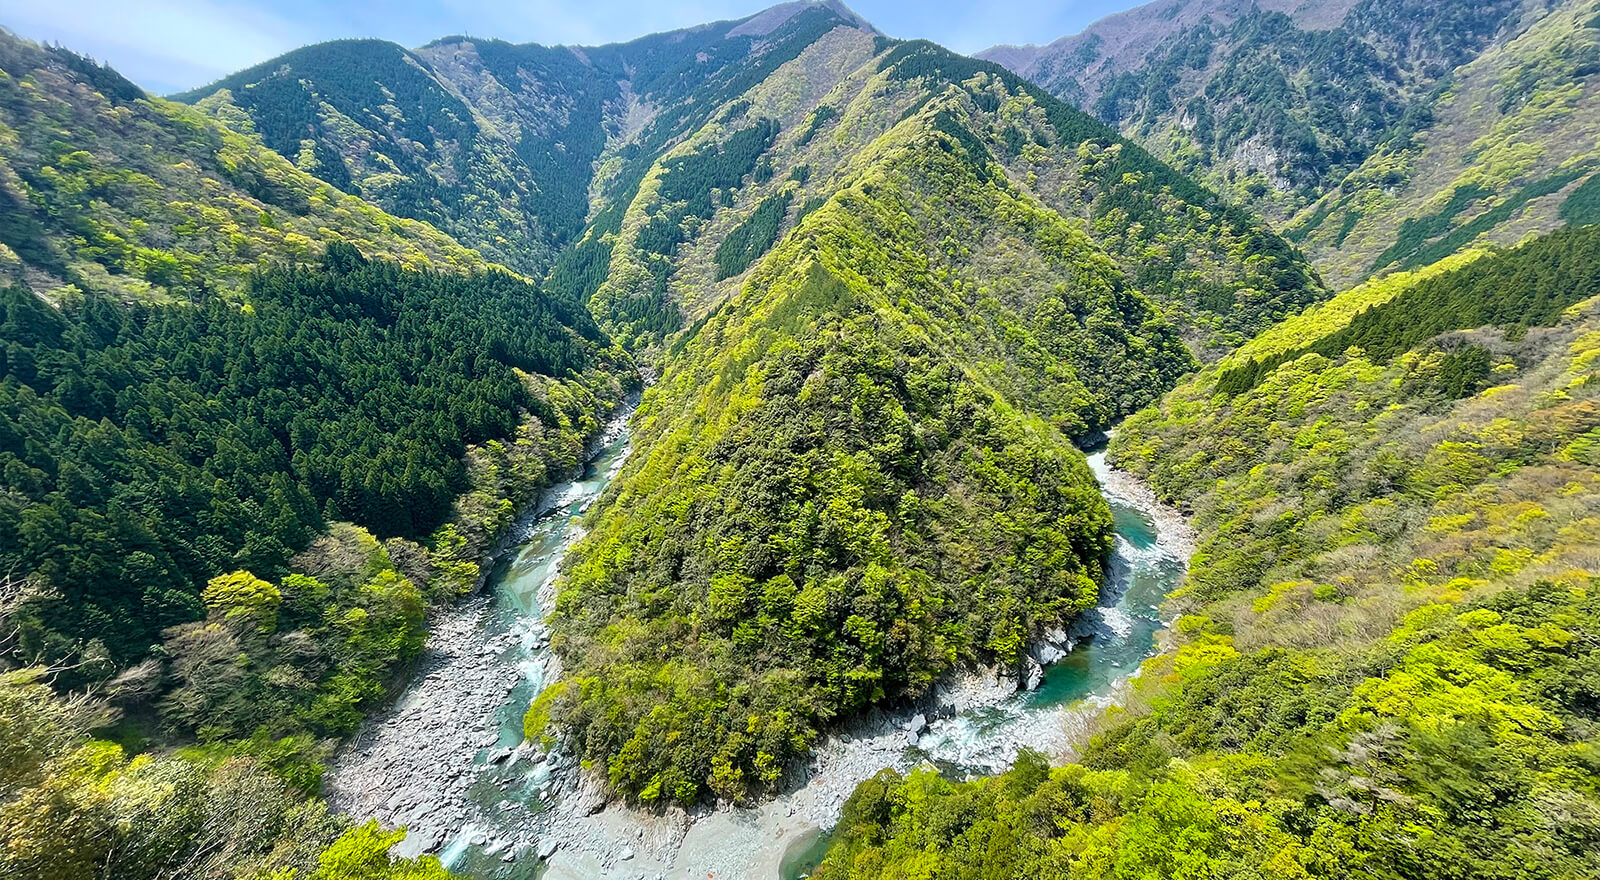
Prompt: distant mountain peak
<box><xmin>729</xmin><ymin>0</ymin><xmax>877</xmax><ymax>38</ymax></box>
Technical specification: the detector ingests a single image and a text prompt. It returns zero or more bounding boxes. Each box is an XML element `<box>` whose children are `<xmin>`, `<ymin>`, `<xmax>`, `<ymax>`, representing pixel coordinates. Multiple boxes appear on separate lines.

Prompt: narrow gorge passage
<box><xmin>328</xmin><ymin>429</ymin><xmax>1193</xmax><ymax>880</ymax></box>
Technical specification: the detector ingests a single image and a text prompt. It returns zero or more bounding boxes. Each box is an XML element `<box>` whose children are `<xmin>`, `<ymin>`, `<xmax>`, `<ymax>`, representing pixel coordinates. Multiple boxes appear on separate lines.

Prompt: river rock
<box><xmin>1033</xmin><ymin>627</ymin><xmax>1071</xmax><ymax>666</ymax></box>
<box><xmin>904</xmin><ymin>713</ymin><xmax>927</xmax><ymax>734</ymax></box>
<box><xmin>538</xmin><ymin>839</ymin><xmax>560</xmax><ymax>860</ymax></box>
<box><xmin>1024</xmin><ymin>657</ymin><xmax>1044</xmax><ymax>691</ymax></box>
<box><xmin>570</xmin><ymin>769</ymin><xmax>609</xmax><ymax>815</ymax></box>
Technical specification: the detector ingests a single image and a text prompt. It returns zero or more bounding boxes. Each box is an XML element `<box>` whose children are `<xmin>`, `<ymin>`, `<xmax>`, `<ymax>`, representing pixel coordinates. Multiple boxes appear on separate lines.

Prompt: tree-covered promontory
<box><xmin>530</xmin><ymin>59</ymin><xmax>1314</xmax><ymax>802</ymax></box>
<box><xmin>811</xmin><ymin>222</ymin><xmax>1600</xmax><ymax>880</ymax></box>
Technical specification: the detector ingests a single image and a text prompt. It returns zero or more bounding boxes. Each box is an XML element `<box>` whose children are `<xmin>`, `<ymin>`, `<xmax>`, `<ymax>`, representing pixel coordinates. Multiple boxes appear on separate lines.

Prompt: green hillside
<box><xmin>983</xmin><ymin>0</ymin><xmax>1600</xmax><ymax>289</ymax></box>
<box><xmin>586</xmin><ymin>36</ymin><xmax>1322</xmax><ymax>357</ymax></box>
<box><xmin>174</xmin><ymin>8</ymin><xmax>1323</xmax><ymax>359</ymax></box>
<box><xmin>0</xmin><ymin>33</ymin><xmax>489</xmax><ymax>306</ymax></box>
<box><xmin>1</xmin><ymin>240</ymin><xmax>631</xmax><ymax>669</ymax></box>
<box><xmin>983</xmin><ymin>0</ymin><xmax>1522</xmax><ymax>218</ymax></box>
<box><xmin>534</xmin><ymin>38</ymin><xmax>1322</xmax><ymax>805</ymax></box>
<box><xmin>1289</xmin><ymin>0</ymin><xmax>1600</xmax><ymax>286</ymax></box>
<box><xmin>173</xmin><ymin>39</ymin><xmax>563</xmax><ymax>275</ymax></box>
<box><xmin>812</xmin><ymin>221</ymin><xmax>1600</xmax><ymax>880</ymax></box>
<box><xmin>1215</xmin><ymin>224</ymin><xmax>1600</xmax><ymax>393</ymax></box>
<box><xmin>174</xmin><ymin>4</ymin><xmax>881</xmax><ymax>280</ymax></box>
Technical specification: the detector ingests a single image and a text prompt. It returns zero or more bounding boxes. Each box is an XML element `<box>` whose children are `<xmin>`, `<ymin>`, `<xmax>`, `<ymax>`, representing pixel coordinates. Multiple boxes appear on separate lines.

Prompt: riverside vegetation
<box><xmin>3</xmin><ymin>0</ymin><xmax>1600</xmax><ymax>878</ymax></box>
<box><xmin>532</xmin><ymin>36</ymin><xmax>1320</xmax><ymax>807</ymax></box>
<box><xmin>809</xmin><ymin>221</ymin><xmax>1600</xmax><ymax>880</ymax></box>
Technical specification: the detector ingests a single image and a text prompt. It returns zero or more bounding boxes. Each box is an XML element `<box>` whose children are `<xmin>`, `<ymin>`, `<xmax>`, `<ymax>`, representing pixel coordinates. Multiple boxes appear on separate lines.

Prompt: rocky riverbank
<box><xmin>326</xmin><ymin>437</ymin><xmax>1194</xmax><ymax>880</ymax></box>
<box><xmin>324</xmin><ymin>405</ymin><xmax>636</xmax><ymax>868</ymax></box>
<box><xmin>532</xmin><ymin>450</ymin><xmax>1197</xmax><ymax>880</ymax></box>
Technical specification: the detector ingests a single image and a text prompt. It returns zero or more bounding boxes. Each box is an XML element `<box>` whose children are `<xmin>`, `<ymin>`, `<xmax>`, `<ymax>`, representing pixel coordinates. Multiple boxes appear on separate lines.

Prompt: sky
<box><xmin>0</xmin><ymin>0</ymin><xmax>1136</xmax><ymax>95</ymax></box>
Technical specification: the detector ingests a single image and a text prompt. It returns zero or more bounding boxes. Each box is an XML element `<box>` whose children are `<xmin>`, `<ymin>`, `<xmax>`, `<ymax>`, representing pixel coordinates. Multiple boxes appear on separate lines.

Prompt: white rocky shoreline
<box><xmin>326</xmin><ymin>435</ymin><xmax>1196</xmax><ymax>880</ymax></box>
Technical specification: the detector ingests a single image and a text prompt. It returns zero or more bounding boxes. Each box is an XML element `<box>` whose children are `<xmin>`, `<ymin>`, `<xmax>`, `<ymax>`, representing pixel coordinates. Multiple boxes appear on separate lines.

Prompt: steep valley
<box><xmin>3</xmin><ymin>1</ymin><xmax>1600</xmax><ymax>879</ymax></box>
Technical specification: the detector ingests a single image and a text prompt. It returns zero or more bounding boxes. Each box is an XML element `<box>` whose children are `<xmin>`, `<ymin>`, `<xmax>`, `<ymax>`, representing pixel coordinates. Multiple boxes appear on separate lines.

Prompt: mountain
<box><xmin>565</xmin><ymin>37</ymin><xmax>1322</xmax><ymax>359</ymax></box>
<box><xmin>5</xmin><ymin>0</ymin><xmax>1600</xmax><ymax>877</ymax></box>
<box><xmin>101</xmin><ymin>0</ymin><xmax>1324</xmax><ymax>811</ymax></box>
<box><xmin>172</xmin><ymin>1</ymin><xmax>879</xmax><ymax>278</ymax></box>
<box><xmin>0</xmin><ymin>31</ymin><xmax>488</xmax><ymax>306</ymax></box>
<box><xmin>980</xmin><ymin>0</ymin><xmax>1600</xmax><ymax>287</ymax></box>
<box><xmin>177</xmin><ymin>3</ymin><xmax>1321</xmax><ymax>357</ymax></box>
<box><xmin>532</xmin><ymin>34</ymin><xmax>1323</xmax><ymax>803</ymax></box>
<box><xmin>811</xmin><ymin>216</ymin><xmax>1600</xmax><ymax>880</ymax></box>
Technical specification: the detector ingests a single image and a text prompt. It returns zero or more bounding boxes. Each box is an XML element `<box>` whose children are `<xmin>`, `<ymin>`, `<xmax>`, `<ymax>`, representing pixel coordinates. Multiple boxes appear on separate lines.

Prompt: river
<box><xmin>327</xmin><ymin>432</ymin><xmax>1193</xmax><ymax>880</ymax></box>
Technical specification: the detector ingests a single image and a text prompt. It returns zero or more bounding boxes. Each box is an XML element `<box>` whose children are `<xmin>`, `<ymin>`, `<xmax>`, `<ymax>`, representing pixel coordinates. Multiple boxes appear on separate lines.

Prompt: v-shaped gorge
<box><xmin>535</xmin><ymin>42</ymin><xmax>1322</xmax><ymax>806</ymax></box>
<box><xmin>163</xmin><ymin>0</ymin><xmax>1324</xmax><ymax>813</ymax></box>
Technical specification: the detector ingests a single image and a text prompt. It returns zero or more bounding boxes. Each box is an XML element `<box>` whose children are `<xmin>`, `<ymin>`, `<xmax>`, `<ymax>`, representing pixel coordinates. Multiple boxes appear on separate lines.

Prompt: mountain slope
<box><xmin>981</xmin><ymin>0</ymin><xmax>1600</xmax><ymax>288</ymax></box>
<box><xmin>173</xmin><ymin>2</ymin><xmax>881</xmax><ymax>279</ymax></box>
<box><xmin>979</xmin><ymin>0</ymin><xmax>1524</xmax><ymax>216</ymax></box>
<box><xmin>812</xmin><ymin>215</ymin><xmax>1600</xmax><ymax>880</ymax></box>
<box><xmin>0</xmin><ymin>32</ymin><xmax>488</xmax><ymax>305</ymax></box>
<box><xmin>1289</xmin><ymin>0</ymin><xmax>1600</xmax><ymax>285</ymax></box>
<box><xmin>582</xmin><ymin>35</ymin><xmax>1323</xmax><ymax>358</ymax></box>
<box><xmin>173</xmin><ymin>38</ymin><xmax>565</xmax><ymax>275</ymax></box>
<box><xmin>534</xmin><ymin>39</ymin><xmax>1323</xmax><ymax>805</ymax></box>
<box><xmin>175</xmin><ymin>4</ymin><xmax>1322</xmax><ymax>358</ymax></box>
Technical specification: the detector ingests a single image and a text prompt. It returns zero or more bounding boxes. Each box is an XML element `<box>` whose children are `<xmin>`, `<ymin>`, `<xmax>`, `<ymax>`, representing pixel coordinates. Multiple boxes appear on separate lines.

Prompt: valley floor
<box><xmin>329</xmin><ymin>441</ymin><xmax>1193</xmax><ymax>880</ymax></box>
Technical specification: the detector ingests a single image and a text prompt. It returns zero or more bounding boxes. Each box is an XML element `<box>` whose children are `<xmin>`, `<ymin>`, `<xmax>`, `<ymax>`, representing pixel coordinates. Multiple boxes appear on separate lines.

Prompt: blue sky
<box><xmin>0</xmin><ymin>0</ymin><xmax>1135</xmax><ymax>95</ymax></box>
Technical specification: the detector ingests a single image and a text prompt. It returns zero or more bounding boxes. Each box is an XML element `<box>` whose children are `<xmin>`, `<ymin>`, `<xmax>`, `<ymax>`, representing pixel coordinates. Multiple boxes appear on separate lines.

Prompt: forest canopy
<box><xmin>0</xmin><ymin>244</ymin><xmax>625</xmax><ymax>669</ymax></box>
<box><xmin>814</xmin><ymin>223</ymin><xmax>1600</xmax><ymax>880</ymax></box>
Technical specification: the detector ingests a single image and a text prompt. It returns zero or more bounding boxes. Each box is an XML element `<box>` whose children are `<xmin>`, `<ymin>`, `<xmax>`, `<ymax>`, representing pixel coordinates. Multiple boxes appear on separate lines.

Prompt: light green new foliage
<box><xmin>576</xmin><ymin>37</ymin><xmax>1324</xmax><ymax>358</ymax></box>
<box><xmin>536</xmin><ymin>84</ymin><xmax>1253</xmax><ymax>804</ymax></box>
<box><xmin>0</xmin><ymin>32</ymin><xmax>489</xmax><ymax>305</ymax></box>
<box><xmin>813</xmin><ymin>225</ymin><xmax>1600</xmax><ymax>880</ymax></box>
<box><xmin>0</xmin><ymin>669</ymin><xmax>448</xmax><ymax>880</ymax></box>
<box><xmin>1222</xmin><ymin>247</ymin><xmax>1489</xmax><ymax>370</ymax></box>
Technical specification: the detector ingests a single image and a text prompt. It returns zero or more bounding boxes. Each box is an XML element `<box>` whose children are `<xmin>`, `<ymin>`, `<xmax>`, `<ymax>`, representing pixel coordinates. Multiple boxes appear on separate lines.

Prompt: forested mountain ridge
<box><xmin>810</xmin><ymin>210</ymin><xmax>1600</xmax><ymax>880</ymax></box>
<box><xmin>535</xmin><ymin>36</ymin><xmax>1324</xmax><ymax>805</ymax></box>
<box><xmin>173</xmin><ymin>3</ymin><xmax>1322</xmax><ymax>358</ymax></box>
<box><xmin>173</xmin><ymin>2</ymin><xmax>880</xmax><ymax>279</ymax></box>
<box><xmin>0</xmin><ymin>30</ymin><xmax>490</xmax><ymax>306</ymax></box>
<box><xmin>981</xmin><ymin>0</ymin><xmax>1600</xmax><ymax>288</ymax></box>
<box><xmin>581</xmin><ymin>33</ymin><xmax>1323</xmax><ymax>358</ymax></box>
<box><xmin>172</xmin><ymin>38</ymin><xmax>565</xmax><ymax>276</ymax></box>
